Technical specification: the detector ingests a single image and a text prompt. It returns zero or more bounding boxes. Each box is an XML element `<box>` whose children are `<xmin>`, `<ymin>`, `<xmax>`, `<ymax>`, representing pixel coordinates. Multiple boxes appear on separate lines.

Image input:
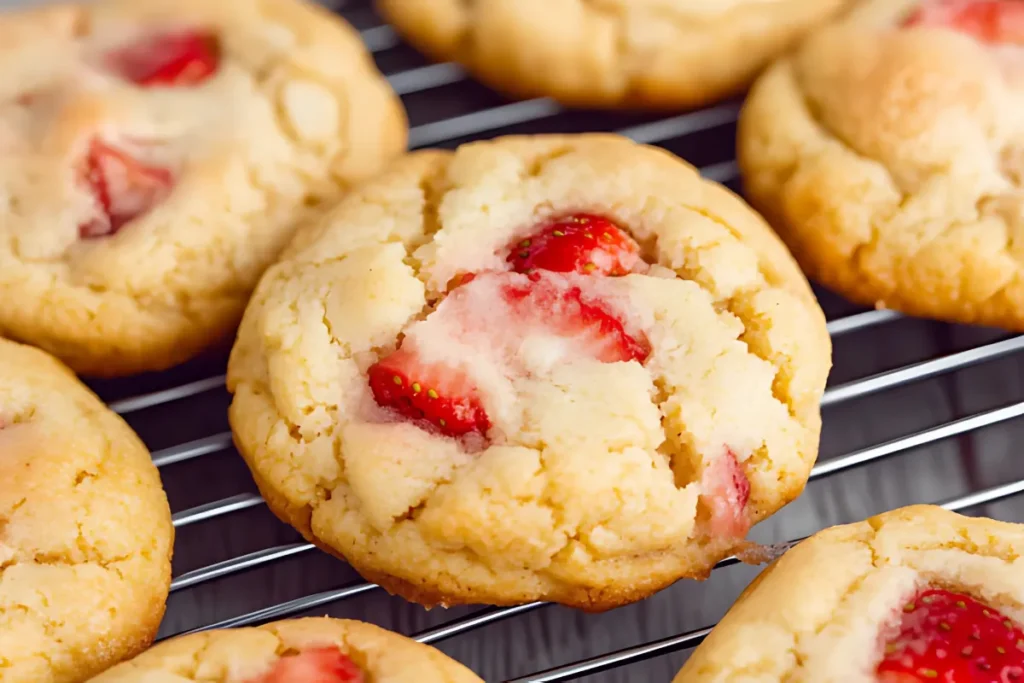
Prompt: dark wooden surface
<box><xmin>9</xmin><ymin>0</ymin><xmax>1024</xmax><ymax>680</ymax></box>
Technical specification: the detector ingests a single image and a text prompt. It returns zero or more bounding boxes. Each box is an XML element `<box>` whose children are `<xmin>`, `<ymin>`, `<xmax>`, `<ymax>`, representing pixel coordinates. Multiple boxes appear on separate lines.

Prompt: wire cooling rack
<box><xmin>79</xmin><ymin>2</ymin><xmax>1024</xmax><ymax>682</ymax></box>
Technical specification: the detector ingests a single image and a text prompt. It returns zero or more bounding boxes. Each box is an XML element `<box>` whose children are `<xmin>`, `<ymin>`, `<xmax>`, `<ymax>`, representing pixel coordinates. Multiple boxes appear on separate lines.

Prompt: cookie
<box><xmin>672</xmin><ymin>505</ymin><xmax>1024</xmax><ymax>682</ymax></box>
<box><xmin>376</xmin><ymin>0</ymin><xmax>856</xmax><ymax>110</ymax></box>
<box><xmin>88</xmin><ymin>617</ymin><xmax>482</xmax><ymax>682</ymax></box>
<box><xmin>0</xmin><ymin>338</ymin><xmax>174</xmax><ymax>683</ymax></box>
<box><xmin>0</xmin><ymin>0</ymin><xmax>407</xmax><ymax>377</ymax></box>
<box><xmin>227</xmin><ymin>133</ymin><xmax>831</xmax><ymax>610</ymax></box>
<box><xmin>739</xmin><ymin>0</ymin><xmax>1024</xmax><ymax>330</ymax></box>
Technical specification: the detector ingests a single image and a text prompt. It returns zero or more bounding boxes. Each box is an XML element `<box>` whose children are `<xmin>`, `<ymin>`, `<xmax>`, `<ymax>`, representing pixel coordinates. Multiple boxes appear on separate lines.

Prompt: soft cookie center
<box><xmin>367</xmin><ymin>213</ymin><xmax>752</xmax><ymax>537</ymax></box>
<box><xmin>15</xmin><ymin>28</ymin><xmax>223</xmax><ymax>240</ymax></box>
<box><xmin>79</xmin><ymin>29</ymin><xmax>222</xmax><ymax>237</ymax></box>
<box><xmin>368</xmin><ymin>214</ymin><xmax>649</xmax><ymax>438</ymax></box>
<box><xmin>905</xmin><ymin>0</ymin><xmax>1024</xmax><ymax>45</ymax></box>
<box><xmin>877</xmin><ymin>588</ymin><xmax>1024</xmax><ymax>682</ymax></box>
<box><xmin>245</xmin><ymin>647</ymin><xmax>364</xmax><ymax>683</ymax></box>
<box><xmin>368</xmin><ymin>270</ymin><xmax>651</xmax><ymax>437</ymax></box>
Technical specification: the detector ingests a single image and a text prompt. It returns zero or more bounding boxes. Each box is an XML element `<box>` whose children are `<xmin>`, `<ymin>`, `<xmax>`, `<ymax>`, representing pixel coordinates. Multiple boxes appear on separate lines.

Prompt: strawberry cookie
<box><xmin>739</xmin><ymin>0</ymin><xmax>1024</xmax><ymax>330</ymax></box>
<box><xmin>0</xmin><ymin>0</ymin><xmax>406</xmax><ymax>377</ymax></box>
<box><xmin>0</xmin><ymin>338</ymin><xmax>173</xmax><ymax>683</ymax></box>
<box><xmin>376</xmin><ymin>0</ymin><xmax>856</xmax><ymax>110</ymax></box>
<box><xmin>88</xmin><ymin>618</ymin><xmax>482</xmax><ymax>683</ymax></box>
<box><xmin>673</xmin><ymin>506</ymin><xmax>1024</xmax><ymax>682</ymax></box>
<box><xmin>227</xmin><ymin>134</ymin><xmax>831</xmax><ymax>610</ymax></box>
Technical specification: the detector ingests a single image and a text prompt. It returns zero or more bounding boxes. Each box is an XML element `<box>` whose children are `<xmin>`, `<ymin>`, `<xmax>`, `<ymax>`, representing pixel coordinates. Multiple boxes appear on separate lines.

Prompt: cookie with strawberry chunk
<box><xmin>739</xmin><ymin>0</ymin><xmax>1024</xmax><ymax>331</ymax></box>
<box><xmin>376</xmin><ymin>0</ymin><xmax>857</xmax><ymax>110</ymax></box>
<box><xmin>88</xmin><ymin>618</ymin><xmax>482</xmax><ymax>682</ymax></box>
<box><xmin>0</xmin><ymin>0</ymin><xmax>406</xmax><ymax>377</ymax></box>
<box><xmin>0</xmin><ymin>337</ymin><xmax>173</xmax><ymax>683</ymax></box>
<box><xmin>673</xmin><ymin>506</ymin><xmax>1024</xmax><ymax>682</ymax></box>
<box><xmin>227</xmin><ymin>134</ymin><xmax>831</xmax><ymax>610</ymax></box>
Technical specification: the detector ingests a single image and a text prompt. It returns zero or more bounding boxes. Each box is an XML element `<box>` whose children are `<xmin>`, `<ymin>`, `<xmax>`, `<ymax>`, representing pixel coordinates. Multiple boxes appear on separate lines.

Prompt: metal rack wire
<box><xmin>87</xmin><ymin>4</ymin><xmax>1024</xmax><ymax>682</ymax></box>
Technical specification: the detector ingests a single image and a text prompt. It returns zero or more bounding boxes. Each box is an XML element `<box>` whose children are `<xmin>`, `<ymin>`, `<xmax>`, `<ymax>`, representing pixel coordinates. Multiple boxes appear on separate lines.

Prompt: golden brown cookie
<box><xmin>739</xmin><ymin>0</ymin><xmax>1024</xmax><ymax>330</ymax></box>
<box><xmin>377</xmin><ymin>0</ymin><xmax>857</xmax><ymax>110</ymax></box>
<box><xmin>227</xmin><ymin>133</ymin><xmax>831</xmax><ymax>611</ymax></box>
<box><xmin>0</xmin><ymin>0</ymin><xmax>407</xmax><ymax>377</ymax></box>
<box><xmin>0</xmin><ymin>338</ymin><xmax>174</xmax><ymax>683</ymax></box>
<box><xmin>673</xmin><ymin>505</ymin><xmax>1024</xmax><ymax>682</ymax></box>
<box><xmin>88</xmin><ymin>617</ymin><xmax>482</xmax><ymax>682</ymax></box>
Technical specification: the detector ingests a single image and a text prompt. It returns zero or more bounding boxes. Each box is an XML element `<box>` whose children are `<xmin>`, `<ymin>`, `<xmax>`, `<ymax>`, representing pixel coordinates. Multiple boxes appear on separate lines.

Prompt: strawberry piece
<box><xmin>446</xmin><ymin>271</ymin><xmax>477</xmax><ymax>291</ymax></box>
<box><xmin>877</xmin><ymin>588</ymin><xmax>1024</xmax><ymax>682</ymax></box>
<box><xmin>249</xmin><ymin>647</ymin><xmax>364</xmax><ymax>683</ymax></box>
<box><xmin>501</xmin><ymin>273</ymin><xmax>650</xmax><ymax>364</ymax></box>
<box><xmin>107</xmin><ymin>30</ymin><xmax>219</xmax><ymax>87</ymax></box>
<box><xmin>78</xmin><ymin>139</ymin><xmax>173</xmax><ymax>239</ymax></box>
<box><xmin>369</xmin><ymin>271</ymin><xmax>649</xmax><ymax>438</ymax></box>
<box><xmin>904</xmin><ymin>0</ymin><xmax>1024</xmax><ymax>44</ymax></box>
<box><xmin>700</xmin><ymin>449</ymin><xmax>751</xmax><ymax>538</ymax></box>
<box><xmin>507</xmin><ymin>214</ymin><xmax>641</xmax><ymax>276</ymax></box>
<box><xmin>368</xmin><ymin>347</ymin><xmax>490</xmax><ymax>437</ymax></box>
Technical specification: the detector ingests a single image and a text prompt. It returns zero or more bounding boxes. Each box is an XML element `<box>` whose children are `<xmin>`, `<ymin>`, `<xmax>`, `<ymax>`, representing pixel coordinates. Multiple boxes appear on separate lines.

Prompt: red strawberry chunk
<box><xmin>501</xmin><ymin>273</ymin><xmax>650</xmax><ymax>364</ymax></box>
<box><xmin>369</xmin><ymin>347</ymin><xmax>490</xmax><ymax>437</ymax></box>
<box><xmin>507</xmin><ymin>214</ymin><xmax>641</xmax><ymax>276</ymax></box>
<box><xmin>369</xmin><ymin>271</ymin><xmax>650</xmax><ymax>438</ymax></box>
<box><xmin>106</xmin><ymin>30</ymin><xmax>220</xmax><ymax>87</ymax></box>
<box><xmin>78</xmin><ymin>139</ymin><xmax>173</xmax><ymax>239</ymax></box>
<box><xmin>700</xmin><ymin>449</ymin><xmax>751</xmax><ymax>538</ymax></box>
<box><xmin>905</xmin><ymin>0</ymin><xmax>1024</xmax><ymax>44</ymax></box>
<box><xmin>248</xmin><ymin>647</ymin><xmax>364</xmax><ymax>683</ymax></box>
<box><xmin>877</xmin><ymin>588</ymin><xmax>1024</xmax><ymax>682</ymax></box>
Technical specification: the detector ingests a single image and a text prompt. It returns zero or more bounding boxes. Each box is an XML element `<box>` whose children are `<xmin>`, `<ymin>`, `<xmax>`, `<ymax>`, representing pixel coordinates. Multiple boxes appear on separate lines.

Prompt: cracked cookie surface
<box><xmin>227</xmin><ymin>134</ymin><xmax>831</xmax><ymax>610</ymax></box>
<box><xmin>673</xmin><ymin>505</ymin><xmax>1024</xmax><ymax>682</ymax></box>
<box><xmin>376</xmin><ymin>0</ymin><xmax>856</xmax><ymax>110</ymax></box>
<box><xmin>0</xmin><ymin>337</ymin><xmax>174</xmax><ymax>683</ymax></box>
<box><xmin>88</xmin><ymin>617</ymin><xmax>481</xmax><ymax>683</ymax></box>
<box><xmin>0</xmin><ymin>0</ymin><xmax>407</xmax><ymax>377</ymax></box>
<box><xmin>739</xmin><ymin>0</ymin><xmax>1024</xmax><ymax>330</ymax></box>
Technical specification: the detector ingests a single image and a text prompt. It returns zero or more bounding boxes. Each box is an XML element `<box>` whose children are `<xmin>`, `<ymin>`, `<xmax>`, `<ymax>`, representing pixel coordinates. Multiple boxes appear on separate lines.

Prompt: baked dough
<box><xmin>88</xmin><ymin>617</ymin><xmax>482</xmax><ymax>682</ymax></box>
<box><xmin>739</xmin><ymin>0</ymin><xmax>1024</xmax><ymax>330</ymax></box>
<box><xmin>0</xmin><ymin>0</ymin><xmax>407</xmax><ymax>377</ymax></box>
<box><xmin>0</xmin><ymin>338</ymin><xmax>174</xmax><ymax>683</ymax></box>
<box><xmin>228</xmin><ymin>134</ymin><xmax>831</xmax><ymax>610</ymax></box>
<box><xmin>673</xmin><ymin>505</ymin><xmax>1024</xmax><ymax>682</ymax></box>
<box><xmin>376</xmin><ymin>0</ymin><xmax>857</xmax><ymax>110</ymax></box>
